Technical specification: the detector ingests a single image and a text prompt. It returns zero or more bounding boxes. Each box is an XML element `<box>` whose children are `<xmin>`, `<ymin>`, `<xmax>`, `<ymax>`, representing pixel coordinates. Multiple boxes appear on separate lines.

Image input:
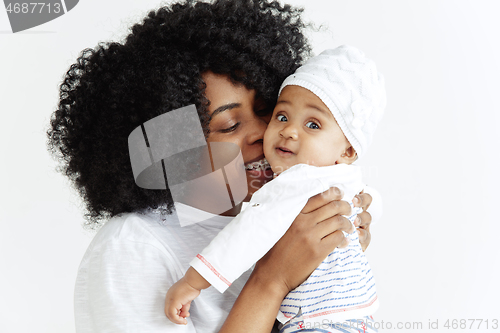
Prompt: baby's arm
<box><xmin>191</xmin><ymin>164</ymin><xmax>364</xmax><ymax>293</ymax></box>
<box><xmin>164</xmin><ymin>267</ymin><xmax>210</xmax><ymax>325</ymax></box>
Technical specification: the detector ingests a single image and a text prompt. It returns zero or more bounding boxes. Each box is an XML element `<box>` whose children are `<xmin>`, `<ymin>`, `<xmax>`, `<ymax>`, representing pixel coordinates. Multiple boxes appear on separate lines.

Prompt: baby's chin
<box><xmin>270</xmin><ymin>164</ymin><xmax>291</xmax><ymax>176</ymax></box>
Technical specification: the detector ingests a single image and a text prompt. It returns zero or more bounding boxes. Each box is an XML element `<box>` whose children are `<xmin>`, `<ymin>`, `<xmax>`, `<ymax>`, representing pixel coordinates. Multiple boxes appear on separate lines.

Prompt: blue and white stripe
<box><xmin>279</xmin><ymin>204</ymin><xmax>378</xmax><ymax>325</ymax></box>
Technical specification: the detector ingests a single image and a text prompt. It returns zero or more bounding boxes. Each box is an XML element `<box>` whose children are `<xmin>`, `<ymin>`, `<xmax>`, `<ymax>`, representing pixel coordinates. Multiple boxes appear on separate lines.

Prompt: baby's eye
<box><xmin>277</xmin><ymin>114</ymin><xmax>288</xmax><ymax>122</ymax></box>
<box><xmin>305</xmin><ymin>121</ymin><xmax>320</xmax><ymax>129</ymax></box>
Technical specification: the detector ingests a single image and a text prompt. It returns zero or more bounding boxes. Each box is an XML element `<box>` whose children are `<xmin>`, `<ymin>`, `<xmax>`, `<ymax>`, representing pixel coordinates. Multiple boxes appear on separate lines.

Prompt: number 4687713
<box><xmin>6</xmin><ymin>3</ymin><xmax>61</xmax><ymax>14</ymax></box>
<box><xmin>444</xmin><ymin>319</ymin><xmax>498</xmax><ymax>330</ymax></box>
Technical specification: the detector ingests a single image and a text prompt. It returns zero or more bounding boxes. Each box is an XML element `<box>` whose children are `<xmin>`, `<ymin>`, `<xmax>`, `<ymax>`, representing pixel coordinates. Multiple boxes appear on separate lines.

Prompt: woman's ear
<box><xmin>338</xmin><ymin>146</ymin><xmax>358</xmax><ymax>164</ymax></box>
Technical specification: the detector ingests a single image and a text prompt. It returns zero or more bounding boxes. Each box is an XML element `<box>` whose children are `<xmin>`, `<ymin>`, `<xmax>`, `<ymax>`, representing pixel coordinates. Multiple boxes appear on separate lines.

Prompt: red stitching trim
<box><xmin>196</xmin><ymin>254</ymin><xmax>231</xmax><ymax>287</ymax></box>
<box><xmin>302</xmin><ymin>295</ymin><xmax>378</xmax><ymax>319</ymax></box>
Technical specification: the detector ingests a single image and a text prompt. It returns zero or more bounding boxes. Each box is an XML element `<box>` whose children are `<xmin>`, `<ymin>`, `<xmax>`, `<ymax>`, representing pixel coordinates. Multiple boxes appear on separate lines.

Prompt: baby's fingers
<box><xmin>166</xmin><ymin>302</ymin><xmax>188</xmax><ymax>325</ymax></box>
<box><xmin>179</xmin><ymin>301</ymin><xmax>192</xmax><ymax>319</ymax></box>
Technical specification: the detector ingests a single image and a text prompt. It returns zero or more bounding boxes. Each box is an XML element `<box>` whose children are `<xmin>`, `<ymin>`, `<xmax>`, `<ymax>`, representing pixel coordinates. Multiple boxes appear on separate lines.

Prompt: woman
<box><xmin>47</xmin><ymin>0</ymin><xmax>375</xmax><ymax>332</ymax></box>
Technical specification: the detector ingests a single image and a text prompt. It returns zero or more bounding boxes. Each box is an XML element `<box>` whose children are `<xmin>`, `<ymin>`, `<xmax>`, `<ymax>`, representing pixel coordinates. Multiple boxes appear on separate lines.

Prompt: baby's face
<box><xmin>264</xmin><ymin>85</ymin><xmax>352</xmax><ymax>175</ymax></box>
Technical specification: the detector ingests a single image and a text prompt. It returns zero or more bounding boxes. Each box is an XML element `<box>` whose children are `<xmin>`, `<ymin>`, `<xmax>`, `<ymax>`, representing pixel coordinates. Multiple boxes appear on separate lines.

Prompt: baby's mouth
<box><xmin>277</xmin><ymin>146</ymin><xmax>294</xmax><ymax>154</ymax></box>
<box><xmin>245</xmin><ymin>158</ymin><xmax>271</xmax><ymax>171</ymax></box>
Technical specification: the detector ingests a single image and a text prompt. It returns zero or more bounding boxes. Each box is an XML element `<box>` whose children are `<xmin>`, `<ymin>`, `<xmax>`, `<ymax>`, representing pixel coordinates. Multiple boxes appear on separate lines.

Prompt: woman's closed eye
<box><xmin>219</xmin><ymin>122</ymin><xmax>240</xmax><ymax>133</ymax></box>
<box><xmin>305</xmin><ymin>121</ymin><xmax>320</xmax><ymax>129</ymax></box>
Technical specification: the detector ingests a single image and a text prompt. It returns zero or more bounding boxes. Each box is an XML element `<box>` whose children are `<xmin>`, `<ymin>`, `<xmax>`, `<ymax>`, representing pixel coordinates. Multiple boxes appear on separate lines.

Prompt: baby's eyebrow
<box><xmin>210</xmin><ymin>103</ymin><xmax>241</xmax><ymax>118</ymax></box>
<box><xmin>306</xmin><ymin>104</ymin><xmax>333</xmax><ymax>118</ymax></box>
<box><xmin>276</xmin><ymin>100</ymin><xmax>332</xmax><ymax>118</ymax></box>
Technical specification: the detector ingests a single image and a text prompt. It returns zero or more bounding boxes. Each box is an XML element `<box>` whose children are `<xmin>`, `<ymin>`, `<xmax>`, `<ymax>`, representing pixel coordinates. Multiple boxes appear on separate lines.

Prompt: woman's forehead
<box><xmin>203</xmin><ymin>73</ymin><xmax>257</xmax><ymax>111</ymax></box>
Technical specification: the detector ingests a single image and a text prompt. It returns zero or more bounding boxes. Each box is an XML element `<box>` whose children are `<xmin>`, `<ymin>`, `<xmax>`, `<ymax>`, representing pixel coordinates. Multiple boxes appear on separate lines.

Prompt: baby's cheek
<box><xmin>263</xmin><ymin>142</ymin><xmax>273</xmax><ymax>161</ymax></box>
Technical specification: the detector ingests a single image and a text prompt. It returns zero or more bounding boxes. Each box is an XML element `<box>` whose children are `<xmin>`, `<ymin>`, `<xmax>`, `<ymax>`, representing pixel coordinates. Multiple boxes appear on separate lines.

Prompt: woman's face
<box><xmin>203</xmin><ymin>72</ymin><xmax>273</xmax><ymax>202</ymax></box>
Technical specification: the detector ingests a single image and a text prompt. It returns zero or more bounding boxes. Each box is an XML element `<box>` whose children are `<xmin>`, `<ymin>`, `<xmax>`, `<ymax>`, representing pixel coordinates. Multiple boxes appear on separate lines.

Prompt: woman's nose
<box><xmin>279</xmin><ymin>123</ymin><xmax>298</xmax><ymax>140</ymax></box>
<box><xmin>246</xmin><ymin>115</ymin><xmax>268</xmax><ymax>145</ymax></box>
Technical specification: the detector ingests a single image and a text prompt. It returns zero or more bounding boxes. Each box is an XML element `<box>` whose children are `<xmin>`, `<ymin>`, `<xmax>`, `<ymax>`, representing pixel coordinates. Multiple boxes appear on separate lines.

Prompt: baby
<box><xmin>165</xmin><ymin>45</ymin><xmax>386</xmax><ymax>329</ymax></box>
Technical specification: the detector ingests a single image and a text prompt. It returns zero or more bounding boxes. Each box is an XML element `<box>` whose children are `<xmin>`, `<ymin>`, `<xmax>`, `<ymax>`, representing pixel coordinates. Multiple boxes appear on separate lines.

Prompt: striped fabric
<box><xmin>278</xmin><ymin>204</ymin><xmax>378</xmax><ymax>326</ymax></box>
<box><xmin>279</xmin><ymin>312</ymin><xmax>378</xmax><ymax>333</ymax></box>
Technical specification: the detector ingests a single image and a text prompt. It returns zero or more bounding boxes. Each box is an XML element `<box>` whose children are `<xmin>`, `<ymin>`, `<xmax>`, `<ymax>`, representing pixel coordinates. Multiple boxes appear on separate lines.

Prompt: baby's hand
<box><xmin>165</xmin><ymin>277</ymin><xmax>201</xmax><ymax>325</ymax></box>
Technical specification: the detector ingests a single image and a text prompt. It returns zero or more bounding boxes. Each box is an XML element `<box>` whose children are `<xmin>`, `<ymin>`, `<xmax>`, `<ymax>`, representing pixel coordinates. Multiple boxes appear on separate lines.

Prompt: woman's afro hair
<box><xmin>47</xmin><ymin>0</ymin><xmax>310</xmax><ymax>227</ymax></box>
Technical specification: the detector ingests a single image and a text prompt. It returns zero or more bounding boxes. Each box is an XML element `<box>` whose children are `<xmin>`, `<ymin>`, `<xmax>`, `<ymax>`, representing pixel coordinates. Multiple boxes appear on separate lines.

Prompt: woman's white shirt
<box><xmin>74</xmin><ymin>205</ymin><xmax>251</xmax><ymax>333</ymax></box>
<box><xmin>74</xmin><ymin>187</ymin><xmax>381</xmax><ymax>332</ymax></box>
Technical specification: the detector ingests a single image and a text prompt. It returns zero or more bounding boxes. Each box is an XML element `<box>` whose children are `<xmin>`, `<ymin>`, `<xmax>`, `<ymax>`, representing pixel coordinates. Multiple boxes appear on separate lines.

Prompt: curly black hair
<box><xmin>47</xmin><ymin>0</ymin><xmax>310</xmax><ymax>227</ymax></box>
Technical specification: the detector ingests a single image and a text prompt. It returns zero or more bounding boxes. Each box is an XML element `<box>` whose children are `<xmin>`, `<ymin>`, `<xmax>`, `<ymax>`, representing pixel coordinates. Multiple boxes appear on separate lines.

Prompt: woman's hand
<box><xmin>256</xmin><ymin>187</ymin><xmax>355</xmax><ymax>294</ymax></box>
<box><xmin>353</xmin><ymin>192</ymin><xmax>373</xmax><ymax>252</ymax></box>
<box><xmin>220</xmin><ymin>187</ymin><xmax>354</xmax><ymax>333</ymax></box>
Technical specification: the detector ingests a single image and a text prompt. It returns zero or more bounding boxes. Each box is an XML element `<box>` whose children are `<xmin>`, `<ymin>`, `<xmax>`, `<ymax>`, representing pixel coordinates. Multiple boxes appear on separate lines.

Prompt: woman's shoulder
<box><xmin>89</xmin><ymin>211</ymin><xmax>164</xmax><ymax>248</ymax></box>
<box><xmin>80</xmin><ymin>211</ymin><xmax>183</xmax><ymax>269</ymax></box>
<box><xmin>77</xmin><ymin>210</ymin><xmax>187</xmax><ymax>285</ymax></box>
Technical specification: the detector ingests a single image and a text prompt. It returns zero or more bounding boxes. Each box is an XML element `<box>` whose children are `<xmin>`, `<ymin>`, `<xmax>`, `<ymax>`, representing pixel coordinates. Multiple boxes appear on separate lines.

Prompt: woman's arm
<box><xmin>219</xmin><ymin>187</ymin><xmax>355</xmax><ymax>333</ymax></box>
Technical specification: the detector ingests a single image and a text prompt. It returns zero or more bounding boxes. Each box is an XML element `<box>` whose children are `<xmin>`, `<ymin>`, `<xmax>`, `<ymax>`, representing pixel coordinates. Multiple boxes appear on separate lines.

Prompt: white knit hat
<box><xmin>279</xmin><ymin>45</ymin><xmax>386</xmax><ymax>158</ymax></box>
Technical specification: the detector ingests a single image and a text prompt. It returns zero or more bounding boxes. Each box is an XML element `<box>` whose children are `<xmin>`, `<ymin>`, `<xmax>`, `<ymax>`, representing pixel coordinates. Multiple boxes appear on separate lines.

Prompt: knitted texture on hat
<box><xmin>279</xmin><ymin>45</ymin><xmax>386</xmax><ymax>158</ymax></box>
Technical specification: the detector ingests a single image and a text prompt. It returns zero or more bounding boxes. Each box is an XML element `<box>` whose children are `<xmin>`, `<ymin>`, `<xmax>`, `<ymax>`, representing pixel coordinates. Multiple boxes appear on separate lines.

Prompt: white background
<box><xmin>1</xmin><ymin>1</ymin><xmax>499</xmax><ymax>332</ymax></box>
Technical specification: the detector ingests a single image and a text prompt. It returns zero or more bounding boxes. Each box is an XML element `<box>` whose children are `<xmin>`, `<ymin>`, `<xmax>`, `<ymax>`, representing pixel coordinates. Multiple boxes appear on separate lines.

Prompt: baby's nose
<box><xmin>279</xmin><ymin>124</ymin><xmax>299</xmax><ymax>140</ymax></box>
